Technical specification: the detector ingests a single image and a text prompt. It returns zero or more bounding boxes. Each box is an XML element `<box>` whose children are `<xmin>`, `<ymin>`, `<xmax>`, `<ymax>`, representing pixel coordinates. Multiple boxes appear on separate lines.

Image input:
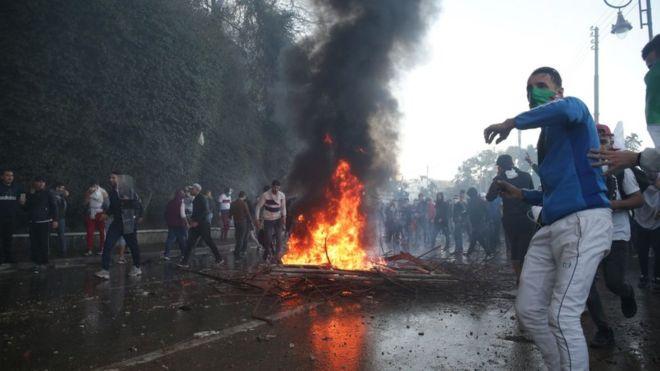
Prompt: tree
<box><xmin>1</xmin><ymin>0</ymin><xmax>299</xmax><ymax>227</ymax></box>
<box><xmin>452</xmin><ymin>145</ymin><xmax>541</xmax><ymax>194</ymax></box>
<box><xmin>625</xmin><ymin>133</ymin><xmax>643</xmax><ymax>152</ymax></box>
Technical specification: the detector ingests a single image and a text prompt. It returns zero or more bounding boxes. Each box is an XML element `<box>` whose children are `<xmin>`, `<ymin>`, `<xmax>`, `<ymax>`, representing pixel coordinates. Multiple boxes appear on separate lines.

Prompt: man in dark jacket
<box><xmin>163</xmin><ymin>189</ymin><xmax>188</xmax><ymax>260</ymax></box>
<box><xmin>52</xmin><ymin>182</ymin><xmax>69</xmax><ymax>255</ymax></box>
<box><xmin>452</xmin><ymin>191</ymin><xmax>468</xmax><ymax>254</ymax></box>
<box><xmin>430</xmin><ymin>193</ymin><xmax>451</xmax><ymax>249</ymax></box>
<box><xmin>95</xmin><ymin>171</ymin><xmax>143</xmax><ymax>279</ymax></box>
<box><xmin>178</xmin><ymin>183</ymin><xmax>223</xmax><ymax>268</ymax></box>
<box><xmin>230</xmin><ymin>191</ymin><xmax>254</xmax><ymax>259</ymax></box>
<box><xmin>466</xmin><ymin>187</ymin><xmax>492</xmax><ymax>257</ymax></box>
<box><xmin>25</xmin><ymin>176</ymin><xmax>58</xmax><ymax>272</ymax></box>
<box><xmin>486</xmin><ymin>154</ymin><xmax>536</xmax><ymax>281</ymax></box>
<box><xmin>0</xmin><ymin>169</ymin><xmax>25</xmax><ymax>269</ymax></box>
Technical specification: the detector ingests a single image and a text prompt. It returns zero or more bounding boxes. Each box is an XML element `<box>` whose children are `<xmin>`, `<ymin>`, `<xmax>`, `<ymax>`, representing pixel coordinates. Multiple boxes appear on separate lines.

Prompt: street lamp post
<box><xmin>603</xmin><ymin>0</ymin><xmax>654</xmax><ymax>40</ymax></box>
<box><xmin>639</xmin><ymin>0</ymin><xmax>654</xmax><ymax>40</ymax></box>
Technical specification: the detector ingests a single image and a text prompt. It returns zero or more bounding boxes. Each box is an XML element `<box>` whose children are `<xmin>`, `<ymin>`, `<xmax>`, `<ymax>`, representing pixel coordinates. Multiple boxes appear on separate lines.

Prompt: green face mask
<box><xmin>528</xmin><ymin>87</ymin><xmax>556</xmax><ymax>109</ymax></box>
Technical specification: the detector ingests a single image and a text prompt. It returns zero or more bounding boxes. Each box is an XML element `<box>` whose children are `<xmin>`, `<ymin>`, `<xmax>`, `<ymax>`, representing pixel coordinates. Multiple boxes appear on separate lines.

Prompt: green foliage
<box><xmin>625</xmin><ymin>133</ymin><xmax>643</xmax><ymax>152</ymax></box>
<box><xmin>1</xmin><ymin>0</ymin><xmax>297</xmax><ymax>227</ymax></box>
<box><xmin>452</xmin><ymin>145</ymin><xmax>540</xmax><ymax>194</ymax></box>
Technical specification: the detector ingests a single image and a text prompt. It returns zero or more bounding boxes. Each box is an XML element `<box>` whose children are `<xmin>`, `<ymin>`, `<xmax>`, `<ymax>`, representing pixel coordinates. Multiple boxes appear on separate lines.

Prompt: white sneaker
<box><xmin>128</xmin><ymin>267</ymin><xmax>142</xmax><ymax>277</ymax></box>
<box><xmin>95</xmin><ymin>269</ymin><xmax>110</xmax><ymax>280</ymax></box>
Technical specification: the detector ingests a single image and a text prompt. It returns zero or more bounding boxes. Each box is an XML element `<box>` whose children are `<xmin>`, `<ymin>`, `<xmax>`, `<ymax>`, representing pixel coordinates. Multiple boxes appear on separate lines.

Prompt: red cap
<box><xmin>596</xmin><ymin>124</ymin><xmax>613</xmax><ymax>137</ymax></box>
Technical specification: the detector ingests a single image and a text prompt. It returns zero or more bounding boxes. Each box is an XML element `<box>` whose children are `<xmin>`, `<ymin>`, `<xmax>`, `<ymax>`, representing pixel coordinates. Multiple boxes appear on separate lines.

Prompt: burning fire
<box><xmin>283</xmin><ymin>160</ymin><xmax>374</xmax><ymax>270</ymax></box>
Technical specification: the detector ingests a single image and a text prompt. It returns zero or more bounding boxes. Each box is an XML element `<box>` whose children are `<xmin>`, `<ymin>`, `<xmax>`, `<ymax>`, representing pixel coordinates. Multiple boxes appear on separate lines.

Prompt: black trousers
<box><xmin>586</xmin><ymin>240</ymin><xmax>634</xmax><ymax>331</ymax></box>
<box><xmin>468</xmin><ymin>229</ymin><xmax>491</xmax><ymax>254</ymax></box>
<box><xmin>636</xmin><ymin>225</ymin><xmax>660</xmax><ymax>279</ymax></box>
<box><xmin>429</xmin><ymin>223</ymin><xmax>451</xmax><ymax>248</ymax></box>
<box><xmin>29</xmin><ymin>222</ymin><xmax>50</xmax><ymax>265</ymax></box>
<box><xmin>503</xmin><ymin>221</ymin><xmax>535</xmax><ymax>262</ymax></box>
<box><xmin>101</xmin><ymin>222</ymin><xmax>140</xmax><ymax>270</ymax></box>
<box><xmin>234</xmin><ymin>222</ymin><xmax>249</xmax><ymax>257</ymax></box>
<box><xmin>453</xmin><ymin>223</ymin><xmax>465</xmax><ymax>252</ymax></box>
<box><xmin>183</xmin><ymin>221</ymin><xmax>220</xmax><ymax>264</ymax></box>
<box><xmin>0</xmin><ymin>218</ymin><xmax>16</xmax><ymax>264</ymax></box>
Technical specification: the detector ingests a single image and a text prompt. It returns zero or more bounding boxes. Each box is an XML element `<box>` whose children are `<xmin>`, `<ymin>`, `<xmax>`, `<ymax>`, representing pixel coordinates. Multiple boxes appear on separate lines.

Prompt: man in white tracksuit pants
<box><xmin>484</xmin><ymin>66</ymin><xmax>612</xmax><ymax>370</ymax></box>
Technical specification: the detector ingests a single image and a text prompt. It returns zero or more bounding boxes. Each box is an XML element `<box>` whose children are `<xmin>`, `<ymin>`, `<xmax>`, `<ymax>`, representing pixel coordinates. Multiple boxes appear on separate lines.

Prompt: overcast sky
<box><xmin>395</xmin><ymin>0</ymin><xmax>657</xmax><ymax>181</ymax></box>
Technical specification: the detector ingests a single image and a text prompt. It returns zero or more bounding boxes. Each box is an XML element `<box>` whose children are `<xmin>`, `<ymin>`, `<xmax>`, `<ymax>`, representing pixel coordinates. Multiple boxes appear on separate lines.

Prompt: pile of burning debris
<box><xmin>180</xmin><ymin>251</ymin><xmax>457</xmax><ymax>325</ymax></box>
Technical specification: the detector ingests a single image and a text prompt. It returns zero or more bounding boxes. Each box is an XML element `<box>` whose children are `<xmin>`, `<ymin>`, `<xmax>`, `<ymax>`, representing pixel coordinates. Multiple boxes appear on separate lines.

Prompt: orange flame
<box><xmin>283</xmin><ymin>160</ymin><xmax>374</xmax><ymax>270</ymax></box>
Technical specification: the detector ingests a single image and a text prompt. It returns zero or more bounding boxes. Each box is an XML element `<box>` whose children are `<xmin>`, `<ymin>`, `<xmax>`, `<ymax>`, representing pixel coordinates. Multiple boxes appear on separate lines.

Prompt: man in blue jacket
<box><xmin>484</xmin><ymin>67</ymin><xmax>612</xmax><ymax>371</ymax></box>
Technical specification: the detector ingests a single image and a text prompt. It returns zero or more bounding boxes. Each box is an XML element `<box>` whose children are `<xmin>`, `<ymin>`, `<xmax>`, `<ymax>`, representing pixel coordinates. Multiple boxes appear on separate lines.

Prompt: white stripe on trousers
<box><xmin>515</xmin><ymin>208</ymin><xmax>612</xmax><ymax>371</ymax></box>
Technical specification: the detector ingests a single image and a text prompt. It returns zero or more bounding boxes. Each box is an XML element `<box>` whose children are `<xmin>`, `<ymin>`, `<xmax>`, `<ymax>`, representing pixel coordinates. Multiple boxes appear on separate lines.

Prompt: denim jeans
<box><xmin>164</xmin><ymin>226</ymin><xmax>187</xmax><ymax>257</ymax></box>
<box><xmin>263</xmin><ymin>219</ymin><xmax>284</xmax><ymax>259</ymax></box>
<box><xmin>102</xmin><ymin>221</ymin><xmax>140</xmax><ymax>270</ymax></box>
<box><xmin>234</xmin><ymin>223</ymin><xmax>249</xmax><ymax>257</ymax></box>
<box><xmin>56</xmin><ymin>218</ymin><xmax>67</xmax><ymax>254</ymax></box>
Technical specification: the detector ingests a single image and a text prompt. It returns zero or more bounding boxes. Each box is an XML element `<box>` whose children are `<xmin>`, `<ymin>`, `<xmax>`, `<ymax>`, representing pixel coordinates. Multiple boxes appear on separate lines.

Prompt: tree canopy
<box><xmin>1</xmin><ymin>0</ymin><xmax>299</xmax><ymax>226</ymax></box>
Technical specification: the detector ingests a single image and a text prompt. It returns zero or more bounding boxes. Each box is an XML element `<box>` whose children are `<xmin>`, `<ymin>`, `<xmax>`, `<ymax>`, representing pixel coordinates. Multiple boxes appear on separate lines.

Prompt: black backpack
<box><xmin>614</xmin><ymin>166</ymin><xmax>651</xmax><ymax>199</ymax></box>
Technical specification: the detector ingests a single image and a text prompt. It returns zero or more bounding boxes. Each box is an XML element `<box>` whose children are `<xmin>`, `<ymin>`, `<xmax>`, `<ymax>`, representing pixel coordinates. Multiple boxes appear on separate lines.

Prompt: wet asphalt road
<box><xmin>1</xmin><ymin>242</ymin><xmax>659</xmax><ymax>370</ymax></box>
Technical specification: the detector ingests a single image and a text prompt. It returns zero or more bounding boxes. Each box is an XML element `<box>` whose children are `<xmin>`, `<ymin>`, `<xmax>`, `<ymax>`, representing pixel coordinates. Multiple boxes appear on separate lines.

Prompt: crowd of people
<box><xmin>0</xmin><ymin>168</ymin><xmax>289</xmax><ymax>276</ymax></box>
<box><xmin>383</xmin><ymin>189</ymin><xmax>502</xmax><ymax>258</ymax></box>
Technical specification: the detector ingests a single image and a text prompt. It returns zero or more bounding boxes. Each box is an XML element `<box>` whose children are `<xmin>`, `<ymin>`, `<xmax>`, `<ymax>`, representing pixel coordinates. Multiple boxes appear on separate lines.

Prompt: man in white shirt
<box><xmin>255</xmin><ymin>180</ymin><xmax>286</xmax><ymax>263</ymax></box>
<box><xmin>587</xmin><ymin>124</ymin><xmax>644</xmax><ymax>348</ymax></box>
<box><xmin>217</xmin><ymin>187</ymin><xmax>232</xmax><ymax>241</ymax></box>
<box><xmin>84</xmin><ymin>181</ymin><xmax>108</xmax><ymax>256</ymax></box>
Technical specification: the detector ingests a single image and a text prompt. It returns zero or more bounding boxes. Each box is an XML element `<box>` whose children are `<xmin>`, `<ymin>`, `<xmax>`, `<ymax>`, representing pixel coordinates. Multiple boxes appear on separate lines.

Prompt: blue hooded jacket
<box><xmin>514</xmin><ymin>97</ymin><xmax>609</xmax><ymax>225</ymax></box>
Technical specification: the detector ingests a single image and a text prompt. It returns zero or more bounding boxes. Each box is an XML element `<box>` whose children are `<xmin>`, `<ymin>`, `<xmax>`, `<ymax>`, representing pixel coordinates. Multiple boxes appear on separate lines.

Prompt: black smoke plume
<box><xmin>282</xmin><ymin>0</ymin><xmax>436</xmax><ymax>215</ymax></box>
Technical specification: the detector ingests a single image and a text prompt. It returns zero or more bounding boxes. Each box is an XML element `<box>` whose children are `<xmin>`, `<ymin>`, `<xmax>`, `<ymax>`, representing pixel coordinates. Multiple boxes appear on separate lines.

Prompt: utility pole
<box><xmin>639</xmin><ymin>0</ymin><xmax>653</xmax><ymax>40</ymax></box>
<box><xmin>591</xmin><ymin>26</ymin><xmax>600</xmax><ymax>124</ymax></box>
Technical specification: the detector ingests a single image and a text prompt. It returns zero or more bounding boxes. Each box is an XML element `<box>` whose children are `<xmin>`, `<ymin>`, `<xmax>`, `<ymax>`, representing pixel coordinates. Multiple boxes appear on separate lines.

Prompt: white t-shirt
<box><xmin>634</xmin><ymin>186</ymin><xmax>660</xmax><ymax>230</ymax></box>
<box><xmin>218</xmin><ymin>193</ymin><xmax>231</xmax><ymax>211</ymax></box>
<box><xmin>88</xmin><ymin>187</ymin><xmax>107</xmax><ymax>218</ymax></box>
<box><xmin>255</xmin><ymin>190</ymin><xmax>286</xmax><ymax>221</ymax></box>
<box><xmin>612</xmin><ymin>169</ymin><xmax>640</xmax><ymax>241</ymax></box>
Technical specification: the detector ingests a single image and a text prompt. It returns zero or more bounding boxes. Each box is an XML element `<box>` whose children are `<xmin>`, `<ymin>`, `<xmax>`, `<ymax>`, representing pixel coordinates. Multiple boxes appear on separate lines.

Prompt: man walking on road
<box><xmin>484</xmin><ymin>66</ymin><xmax>612</xmax><ymax>371</ymax></box>
<box><xmin>95</xmin><ymin>171</ymin><xmax>144</xmax><ymax>279</ymax></box>
<box><xmin>230</xmin><ymin>191</ymin><xmax>254</xmax><ymax>260</ymax></box>
<box><xmin>255</xmin><ymin>180</ymin><xmax>286</xmax><ymax>263</ymax></box>
<box><xmin>178</xmin><ymin>183</ymin><xmax>223</xmax><ymax>268</ymax></box>
<box><xmin>452</xmin><ymin>191</ymin><xmax>467</xmax><ymax>255</ymax></box>
<box><xmin>430</xmin><ymin>192</ymin><xmax>451</xmax><ymax>250</ymax></box>
<box><xmin>465</xmin><ymin>188</ymin><xmax>492</xmax><ymax>257</ymax></box>
<box><xmin>0</xmin><ymin>169</ymin><xmax>25</xmax><ymax>269</ymax></box>
<box><xmin>25</xmin><ymin>176</ymin><xmax>58</xmax><ymax>273</ymax></box>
